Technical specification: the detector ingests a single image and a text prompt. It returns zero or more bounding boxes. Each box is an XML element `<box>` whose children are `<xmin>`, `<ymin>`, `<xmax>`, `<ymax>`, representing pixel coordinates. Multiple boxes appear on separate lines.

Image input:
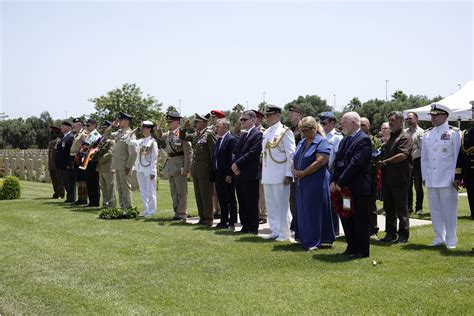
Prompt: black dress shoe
<box><xmin>380</xmin><ymin>234</ymin><xmax>398</xmax><ymax>242</ymax></box>
<box><xmin>86</xmin><ymin>203</ymin><xmax>99</xmax><ymax>207</ymax></box>
<box><xmin>342</xmin><ymin>249</ymin><xmax>356</xmax><ymax>257</ymax></box>
<box><xmin>215</xmin><ymin>223</ymin><xmax>228</xmax><ymax>229</ymax></box>
<box><xmin>171</xmin><ymin>216</ymin><xmax>182</xmax><ymax>221</ymax></box>
<box><xmin>259</xmin><ymin>218</ymin><xmax>267</xmax><ymax>224</ymax></box>
<box><xmin>214</xmin><ymin>213</ymin><xmax>221</xmax><ymax>219</ymax></box>
<box><xmin>349</xmin><ymin>253</ymin><xmax>369</xmax><ymax>259</ymax></box>
<box><xmin>395</xmin><ymin>236</ymin><xmax>408</xmax><ymax>243</ymax></box>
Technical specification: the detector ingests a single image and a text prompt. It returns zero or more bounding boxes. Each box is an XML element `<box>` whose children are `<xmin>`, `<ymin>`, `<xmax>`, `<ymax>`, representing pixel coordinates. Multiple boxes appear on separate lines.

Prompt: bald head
<box><xmin>360</xmin><ymin>117</ymin><xmax>371</xmax><ymax>134</ymax></box>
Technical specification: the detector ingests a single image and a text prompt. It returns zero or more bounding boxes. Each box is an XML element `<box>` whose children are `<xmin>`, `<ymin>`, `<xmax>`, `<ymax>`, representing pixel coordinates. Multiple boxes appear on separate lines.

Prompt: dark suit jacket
<box><xmin>232</xmin><ymin>127</ymin><xmax>263</xmax><ymax>180</ymax></box>
<box><xmin>55</xmin><ymin>132</ymin><xmax>74</xmax><ymax>170</ymax></box>
<box><xmin>212</xmin><ymin>133</ymin><xmax>238</xmax><ymax>179</ymax></box>
<box><xmin>331</xmin><ymin>129</ymin><xmax>372</xmax><ymax>196</ymax></box>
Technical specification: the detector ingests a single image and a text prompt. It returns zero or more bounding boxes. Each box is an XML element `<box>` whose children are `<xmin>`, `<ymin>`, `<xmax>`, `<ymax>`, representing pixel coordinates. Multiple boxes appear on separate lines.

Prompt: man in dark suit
<box><xmin>232</xmin><ymin>110</ymin><xmax>263</xmax><ymax>234</ymax></box>
<box><xmin>211</xmin><ymin>118</ymin><xmax>238</xmax><ymax>230</ymax></box>
<box><xmin>55</xmin><ymin>120</ymin><xmax>76</xmax><ymax>203</ymax></box>
<box><xmin>330</xmin><ymin>112</ymin><xmax>372</xmax><ymax>259</ymax></box>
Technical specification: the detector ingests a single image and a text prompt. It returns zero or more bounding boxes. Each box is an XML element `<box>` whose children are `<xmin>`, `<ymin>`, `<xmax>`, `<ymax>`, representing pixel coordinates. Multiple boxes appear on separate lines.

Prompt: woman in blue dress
<box><xmin>291</xmin><ymin>116</ymin><xmax>335</xmax><ymax>250</ymax></box>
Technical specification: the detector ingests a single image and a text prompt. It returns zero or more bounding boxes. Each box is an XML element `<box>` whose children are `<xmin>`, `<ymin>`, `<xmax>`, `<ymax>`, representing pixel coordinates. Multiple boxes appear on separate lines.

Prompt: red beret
<box><xmin>210</xmin><ymin>110</ymin><xmax>225</xmax><ymax>118</ymax></box>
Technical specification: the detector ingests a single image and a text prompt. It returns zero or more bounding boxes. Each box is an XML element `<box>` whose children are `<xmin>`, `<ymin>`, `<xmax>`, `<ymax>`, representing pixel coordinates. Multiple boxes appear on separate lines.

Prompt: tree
<box><xmin>392</xmin><ymin>90</ymin><xmax>408</xmax><ymax>102</ymax></box>
<box><xmin>283</xmin><ymin>95</ymin><xmax>332</xmax><ymax>125</ymax></box>
<box><xmin>346</xmin><ymin>97</ymin><xmax>362</xmax><ymax>111</ymax></box>
<box><xmin>89</xmin><ymin>83</ymin><xmax>163</xmax><ymax>127</ymax></box>
<box><xmin>165</xmin><ymin>105</ymin><xmax>178</xmax><ymax>114</ymax></box>
<box><xmin>229</xmin><ymin>103</ymin><xmax>245</xmax><ymax>126</ymax></box>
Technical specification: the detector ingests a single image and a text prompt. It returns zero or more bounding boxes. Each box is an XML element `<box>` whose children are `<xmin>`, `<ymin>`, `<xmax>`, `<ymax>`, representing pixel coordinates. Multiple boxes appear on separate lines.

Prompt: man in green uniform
<box><xmin>156</xmin><ymin>111</ymin><xmax>193</xmax><ymax>220</ymax></box>
<box><xmin>48</xmin><ymin>126</ymin><xmax>65</xmax><ymax>199</ymax></box>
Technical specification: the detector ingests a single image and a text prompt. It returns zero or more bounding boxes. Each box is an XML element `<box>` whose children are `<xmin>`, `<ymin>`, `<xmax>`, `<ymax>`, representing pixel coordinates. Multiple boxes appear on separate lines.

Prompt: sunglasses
<box><xmin>240</xmin><ymin>118</ymin><xmax>251</xmax><ymax>122</ymax></box>
<box><xmin>320</xmin><ymin>121</ymin><xmax>330</xmax><ymax>126</ymax></box>
<box><xmin>85</xmin><ymin>124</ymin><xmax>92</xmax><ymax>127</ymax></box>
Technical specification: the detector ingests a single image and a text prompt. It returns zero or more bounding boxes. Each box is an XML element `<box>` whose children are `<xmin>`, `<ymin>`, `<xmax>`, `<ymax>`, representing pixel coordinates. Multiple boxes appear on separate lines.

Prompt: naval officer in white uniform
<box><xmin>261</xmin><ymin>105</ymin><xmax>296</xmax><ymax>241</ymax></box>
<box><xmin>128</xmin><ymin>120</ymin><xmax>159</xmax><ymax>216</ymax></box>
<box><xmin>421</xmin><ymin>104</ymin><xmax>461</xmax><ymax>249</ymax></box>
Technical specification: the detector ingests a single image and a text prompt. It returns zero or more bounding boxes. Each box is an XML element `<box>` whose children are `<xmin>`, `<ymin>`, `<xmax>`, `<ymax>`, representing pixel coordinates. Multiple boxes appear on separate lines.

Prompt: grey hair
<box><xmin>343</xmin><ymin>111</ymin><xmax>361</xmax><ymax>127</ymax></box>
<box><xmin>216</xmin><ymin>118</ymin><xmax>230</xmax><ymax>129</ymax></box>
<box><xmin>388</xmin><ymin>111</ymin><xmax>404</xmax><ymax>123</ymax></box>
<box><xmin>242</xmin><ymin>110</ymin><xmax>256</xmax><ymax>119</ymax></box>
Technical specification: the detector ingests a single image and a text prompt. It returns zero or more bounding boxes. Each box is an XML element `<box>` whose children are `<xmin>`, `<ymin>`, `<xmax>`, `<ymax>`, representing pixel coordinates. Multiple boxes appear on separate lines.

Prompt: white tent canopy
<box><xmin>403</xmin><ymin>80</ymin><xmax>474</xmax><ymax>121</ymax></box>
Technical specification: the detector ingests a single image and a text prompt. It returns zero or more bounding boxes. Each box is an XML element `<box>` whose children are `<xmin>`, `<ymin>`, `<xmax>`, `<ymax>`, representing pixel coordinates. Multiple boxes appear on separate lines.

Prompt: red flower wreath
<box><xmin>330</xmin><ymin>186</ymin><xmax>355</xmax><ymax>219</ymax></box>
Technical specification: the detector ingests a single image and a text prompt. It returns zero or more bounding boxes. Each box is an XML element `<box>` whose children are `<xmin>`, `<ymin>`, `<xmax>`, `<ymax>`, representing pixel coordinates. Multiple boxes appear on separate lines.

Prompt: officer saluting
<box><xmin>421</xmin><ymin>104</ymin><xmax>461</xmax><ymax>249</ymax></box>
<box><xmin>106</xmin><ymin>112</ymin><xmax>137</xmax><ymax>209</ymax></box>
<box><xmin>156</xmin><ymin>111</ymin><xmax>192</xmax><ymax>220</ymax></box>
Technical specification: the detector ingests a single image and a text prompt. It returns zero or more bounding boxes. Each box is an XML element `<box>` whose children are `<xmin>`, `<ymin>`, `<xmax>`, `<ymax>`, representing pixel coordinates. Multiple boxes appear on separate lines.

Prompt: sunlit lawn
<box><xmin>0</xmin><ymin>180</ymin><xmax>473</xmax><ymax>314</ymax></box>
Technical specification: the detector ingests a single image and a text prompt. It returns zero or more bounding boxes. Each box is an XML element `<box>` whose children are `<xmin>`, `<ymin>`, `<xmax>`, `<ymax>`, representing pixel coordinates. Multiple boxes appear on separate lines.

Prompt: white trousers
<box><xmin>428</xmin><ymin>187</ymin><xmax>458</xmax><ymax>246</ymax></box>
<box><xmin>263</xmin><ymin>183</ymin><xmax>292</xmax><ymax>239</ymax></box>
<box><xmin>137</xmin><ymin>172</ymin><xmax>157</xmax><ymax>213</ymax></box>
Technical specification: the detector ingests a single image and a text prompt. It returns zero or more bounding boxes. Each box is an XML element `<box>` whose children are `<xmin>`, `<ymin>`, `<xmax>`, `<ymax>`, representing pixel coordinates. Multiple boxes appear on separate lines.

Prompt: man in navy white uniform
<box><xmin>128</xmin><ymin>120</ymin><xmax>159</xmax><ymax>216</ymax></box>
<box><xmin>261</xmin><ymin>105</ymin><xmax>296</xmax><ymax>241</ymax></box>
<box><xmin>319</xmin><ymin>111</ymin><xmax>343</xmax><ymax>235</ymax></box>
<box><xmin>421</xmin><ymin>104</ymin><xmax>461</xmax><ymax>249</ymax></box>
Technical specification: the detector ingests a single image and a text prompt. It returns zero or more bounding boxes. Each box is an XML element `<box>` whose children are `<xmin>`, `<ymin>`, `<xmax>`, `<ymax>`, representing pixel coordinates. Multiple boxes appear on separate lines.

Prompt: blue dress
<box><xmin>294</xmin><ymin>134</ymin><xmax>335</xmax><ymax>249</ymax></box>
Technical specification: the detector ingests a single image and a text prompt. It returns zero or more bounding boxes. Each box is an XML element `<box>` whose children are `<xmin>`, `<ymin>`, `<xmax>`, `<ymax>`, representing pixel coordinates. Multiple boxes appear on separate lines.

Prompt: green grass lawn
<box><xmin>1</xmin><ymin>181</ymin><xmax>473</xmax><ymax>314</ymax></box>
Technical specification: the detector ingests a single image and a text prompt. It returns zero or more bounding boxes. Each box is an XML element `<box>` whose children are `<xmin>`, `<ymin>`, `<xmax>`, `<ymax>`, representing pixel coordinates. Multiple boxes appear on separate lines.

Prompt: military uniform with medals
<box><xmin>421</xmin><ymin>104</ymin><xmax>461</xmax><ymax>248</ymax></box>
<box><xmin>96</xmin><ymin>120</ymin><xmax>116</xmax><ymax>208</ymax></box>
<box><xmin>156</xmin><ymin>111</ymin><xmax>193</xmax><ymax>220</ymax></box>
<box><xmin>261</xmin><ymin>106</ymin><xmax>296</xmax><ymax>241</ymax></box>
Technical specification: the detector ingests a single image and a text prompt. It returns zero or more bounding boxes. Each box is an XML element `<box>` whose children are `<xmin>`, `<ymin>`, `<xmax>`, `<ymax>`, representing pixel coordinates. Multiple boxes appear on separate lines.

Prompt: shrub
<box><xmin>0</xmin><ymin>176</ymin><xmax>21</xmax><ymax>200</ymax></box>
<box><xmin>98</xmin><ymin>206</ymin><xmax>139</xmax><ymax>219</ymax></box>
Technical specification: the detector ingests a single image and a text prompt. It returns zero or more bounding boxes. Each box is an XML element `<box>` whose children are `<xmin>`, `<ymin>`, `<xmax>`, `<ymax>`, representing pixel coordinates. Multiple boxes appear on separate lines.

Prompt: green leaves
<box><xmin>0</xmin><ymin>176</ymin><xmax>21</xmax><ymax>200</ymax></box>
<box><xmin>98</xmin><ymin>206</ymin><xmax>139</xmax><ymax>219</ymax></box>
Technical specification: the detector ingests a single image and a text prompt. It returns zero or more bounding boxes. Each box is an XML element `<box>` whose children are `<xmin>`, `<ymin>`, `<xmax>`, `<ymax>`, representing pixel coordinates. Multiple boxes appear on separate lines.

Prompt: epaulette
<box><xmin>423</xmin><ymin>127</ymin><xmax>433</xmax><ymax>133</ymax></box>
<box><xmin>448</xmin><ymin>125</ymin><xmax>459</xmax><ymax>131</ymax></box>
<box><xmin>334</xmin><ymin>130</ymin><xmax>342</xmax><ymax>135</ymax></box>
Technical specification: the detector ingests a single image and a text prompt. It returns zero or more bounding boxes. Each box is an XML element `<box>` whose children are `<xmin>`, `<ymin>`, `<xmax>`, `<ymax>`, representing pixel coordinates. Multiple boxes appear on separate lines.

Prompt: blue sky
<box><xmin>1</xmin><ymin>1</ymin><xmax>473</xmax><ymax>119</ymax></box>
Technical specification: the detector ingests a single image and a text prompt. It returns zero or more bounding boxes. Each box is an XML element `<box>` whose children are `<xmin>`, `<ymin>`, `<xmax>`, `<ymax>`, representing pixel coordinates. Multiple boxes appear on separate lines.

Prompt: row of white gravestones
<box><xmin>0</xmin><ymin>150</ymin><xmax>51</xmax><ymax>183</ymax></box>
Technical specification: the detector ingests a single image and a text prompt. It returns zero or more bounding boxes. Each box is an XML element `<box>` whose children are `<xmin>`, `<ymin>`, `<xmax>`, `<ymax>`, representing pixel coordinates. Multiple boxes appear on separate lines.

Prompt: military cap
<box><xmin>142</xmin><ymin>120</ymin><xmax>154</xmax><ymax>128</ymax></box>
<box><xmin>319</xmin><ymin>111</ymin><xmax>336</xmax><ymax>121</ymax></box>
<box><xmin>118</xmin><ymin>112</ymin><xmax>133</xmax><ymax>120</ymax></box>
<box><xmin>49</xmin><ymin>126</ymin><xmax>61</xmax><ymax>133</ymax></box>
<box><xmin>85</xmin><ymin>118</ymin><xmax>97</xmax><ymax>125</ymax></box>
<box><xmin>429</xmin><ymin>104</ymin><xmax>450</xmax><ymax>116</ymax></box>
<box><xmin>210</xmin><ymin>110</ymin><xmax>226</xmax><ymax>118</ymax></box>
<box><xmin>61</xmin><ymin>120</ymin><xmax>72</xmax><ymax>127</ymax></box>
<box><xmin>166</xmin><ymin>111</ymin><xmax>182</xmax><ymax>119</ymax></box>
<box><xmin>101</xmin><ymin>120</ymin><xmax>112</xmax><ymax>128</ymax></box>
<box><xmin>288</xmin><ymin>105</ymin><xmax>302</xmax><ymax>113</ymax></box>
<box><xmin>252</xmin><ymin>109</ymin><xmax>264</xmax><ymax>119</ymax></box>
<box><xmin>204</xmin><ymin>113</ymin><xmax>211</xmax><ymax>120</ymax></box>
<box><xmin>194</xmin><ymin>113</ymin><xmax>208</xmax><ymax>122</ymax></box>
<box><xmin>72</xmin><ymin>118</ymin><xmax>83</xmax><ymax>124</ymax></box>
<box><xmin>264</xmin><ymin>105</ymin><xmax>282</xmax><ymax>115</ymax></box>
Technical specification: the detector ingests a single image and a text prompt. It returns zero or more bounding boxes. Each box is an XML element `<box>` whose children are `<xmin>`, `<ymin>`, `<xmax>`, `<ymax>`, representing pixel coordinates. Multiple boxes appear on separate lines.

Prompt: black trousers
<box><xmin>85</xmin><ymin>161</ymin><xmax>100</xmax><ymax>205</ymax></box>
<box><xmin>62</xmin><ymin>168</ymin><xmax>76</xmax><ymax>202</ymax></box>
<box><xmin>235</xmin><ymin>178</ymin><xmax>259</xmax><ymax>233</ymax></box>
<box><xmin>215</xmin><ymin>175</ymin><xmax>237</xmax><ymax>225</ymax></box>
<box><xmin>466</xmin><ymin>175</ymin><xmax>474</xmax><ymax>219</ymax></box>
<box><xmin>384</xmin><ymin>183</ymin><xmax>410</xmax><ymax>238</ymax></box>
<box><xmin>340</xmin><ymin>195</ymin><xmax>370</xmax><ymax>257</ymax></box>
<box><xmin>407</xmin><ymin>158</ymin><xmax>423</xmax><ymax>211</ymax></box>
<box><xmin>368</xmin><ymin>177</ymin><xmax>379</xmax><ymax>235</ymax></box>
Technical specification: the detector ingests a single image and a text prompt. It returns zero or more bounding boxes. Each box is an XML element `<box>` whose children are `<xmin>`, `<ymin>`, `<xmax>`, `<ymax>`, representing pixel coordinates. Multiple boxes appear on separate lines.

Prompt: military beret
<box><xmin>429</xmin><ymin>104</ymin><xmax>450</xmax><ymax>116</ymax></box>
<box><xmin>252</xmin><ymin>110</ymin><xmax>264</xmax><ymax>119</ymax></box>
<box><xmin>210</xmin><ymin>110</ymin><xmax>226</xmax><ymax>118</ymax></box>
<box><xmin>319</xmin><ymin>111</ymin><xmax>336</xmax><ymax>121</ymax></box>
<box><xmin>101</xmin><ymin>120</ymin><xmax>112</xmax><ymax>128</ymax></box>
<box><xmin>166</xmin><ymin>111</ymin><xmax>182</xmax><ymax>119</ymax></box>
<box><xmin>288</xmin><ymin>105</ymin><xmax>302</xmax><ymax>113</ymax></box>
<box><xmin>264</xmin><ymin>105</ymin><xmax>282</xmax><ymax>115</ymax></box>
<box><xmin>194</xmin><ymin>113</ymin><xmax>208</xmax><ymax>122</ymax></box>
<box><xmin>118</xmin><ymin>112</ymin><xmax>133</xmax><ymax>120</ymax></box>
<box><xmin>61</xmin><ymin>120</ymin><xmax>72</xmax><ymax>127</ymax></box>
<box><xmin>49</xmin><ymin>126</ymin><xmax>61</xmax><ymax>133</ymax></box>
<box><xmin>142</xmin><ymin>120</ymin><xmax>154</xmax><ymax>128</ymax></box>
